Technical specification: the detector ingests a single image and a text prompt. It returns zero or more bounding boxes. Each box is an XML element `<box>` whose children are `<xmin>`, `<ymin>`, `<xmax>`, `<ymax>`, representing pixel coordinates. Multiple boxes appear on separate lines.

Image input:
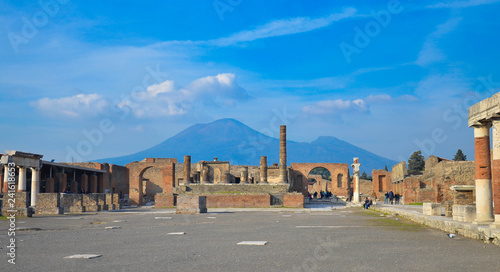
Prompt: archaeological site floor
<box><xmin>0</xmin><ymin>207</ymin><xmax>499</xmax><ymax>272</ymax></box>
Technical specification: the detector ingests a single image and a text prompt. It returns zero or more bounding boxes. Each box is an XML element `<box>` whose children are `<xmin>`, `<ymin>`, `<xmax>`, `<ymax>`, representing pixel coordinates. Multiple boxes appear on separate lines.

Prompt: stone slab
<box><xmin>167</xmin><ymin>232</ymin><xmax>185</xmax><ymax>235</ymax></box>
<box><xmin>64</xmin><ymin>254</ymin><xmax>102</xmax><ymax>259</ymax></box>
<box><xmin>104</xmin><ymin>226</ymin><xmax>121</xmax><ymax>230</ymax></box>
<box><xmin>237</xmin><ymin>241</ymin><xmax>268</xmax><ymax>246</ymax></box>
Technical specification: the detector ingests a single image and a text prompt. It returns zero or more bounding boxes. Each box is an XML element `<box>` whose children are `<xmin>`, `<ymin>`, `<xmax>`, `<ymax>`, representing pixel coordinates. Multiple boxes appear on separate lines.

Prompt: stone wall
<box><xmin>1</xmin><ymin>192</ymin><xmax>29</xmax><ymax>216</ymax></box>
<box><xmin>110</xmin><ymin>164</ymin><xmax>128</xmax><ymax>198</ymax></box>
<box><xmin>391</xmin><ymin>161</ymin><xmax>408</xmax><ymax>182</ymax></box>
<box><xmin>372</xmin><ymin>169</ymin><xmax>392</xmax><ymax>199</ymax></box>
<box><xmin>359</xmin><ymin>179</ymin><xmax>372</xmax><ymax>196</ymax></box>
<box><xmin>35</xmin><ymin>193</ymin><xmax>62</xmax><ymax>215</ymax></box>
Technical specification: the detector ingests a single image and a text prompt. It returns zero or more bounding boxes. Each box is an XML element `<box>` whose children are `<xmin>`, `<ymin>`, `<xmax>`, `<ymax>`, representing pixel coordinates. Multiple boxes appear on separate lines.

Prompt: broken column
<box><xmin>473</xmin><ymin>124</ymin><xmax>495</xmax><ymax>223</ymax></box>
<box><xmin>260</xmin><ymin>156</ymin><xmax>268</xmax><ymax>184</ymax></box>
<box><xmin>352</xmin><ymin>157</ymin><xmax>361</xmax><ymax>203</ymax></box>
<box><xmin>183</xmin><ymin>155</ymin><xmax>191</xmax><ymax>184</ymax></box>
<box><xmin>201</xmin><ymin>165</ymin><xmax>209</xmax><ymax>184</ymax></box>
<box><xmin>278</xmin><ymin>125</ymin><xmax>287</xmax><ymax>184</ymax></box>
<box><xmin>241</xmin><ymin>167</ymin><xmax>248</xmax><ymax>184</ymax></box>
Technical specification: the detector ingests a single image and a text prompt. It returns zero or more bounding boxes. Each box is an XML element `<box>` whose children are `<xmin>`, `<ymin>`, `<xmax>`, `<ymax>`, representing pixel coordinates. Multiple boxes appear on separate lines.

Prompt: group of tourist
<box><xmin>308</xmin><ymin>190</ymin><xmax>332</xmax><ymax>199</ymax></box>
<box><xmin>363</xmin><ymin>197</ymin><xmax>373</xmax><ymax>209</ymax></box>
<box><xmin>384</xmin><ymin>190</ymin><xmax>401</xmax><ymax>204</ymax></box>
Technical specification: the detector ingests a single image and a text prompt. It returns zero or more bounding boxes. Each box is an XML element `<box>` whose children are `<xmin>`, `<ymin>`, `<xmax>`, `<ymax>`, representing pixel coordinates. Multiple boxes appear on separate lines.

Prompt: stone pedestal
<box><xmin>176</xmin><ymin>195</ymin><xmax>207</xmax><ymax>214</ymax></box>
<box><xmin>423</xmin><ymin>203</ymin><xmax>441</xmax><ymax>216</ymax></box>
<box><xmin>444</xmin><ymin>201</ymin><xmax>453</xmax><ymax>217</ymax></box>
<box><xmin>453</xmin><ymin>204</ymin><xmax>476</xmax><ymax>223</ymax></box>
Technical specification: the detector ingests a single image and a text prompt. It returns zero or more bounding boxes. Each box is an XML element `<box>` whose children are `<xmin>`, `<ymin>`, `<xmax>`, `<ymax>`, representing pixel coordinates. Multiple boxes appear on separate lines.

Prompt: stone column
<box><xmin>241</xmin><ymin>167</ymin><xmax>248</xmax><ymax>184</ymax></box>
<box><xmin>18</xmin><ymin>166</ymin><xmax>26</xmax><ymax>192</ymax></box>
<box><xmin>58</xmin><ymin>173</ymin><xmax>68</xmax><ymax>192</ymax></box>
<box><xmin>352</xmin><ymin>158</ymin><xmax>361</xmax><ymax>203</ymax></box>
<box><xmin>260</xmin><ymin>156</ymin><xmax>268</xmax><ymax>184</ymax></box>
<box><xmin>183</xmin><ymin>155</ymin><xmax>191</xmax><ymax>184</ymax></box>
<box><xmin>279</xmin><ymin>125</ymin><xmax>287</xmax><ymax>184</ymax></box>
<box><xmin>474</xmin><ymin>124</ymin><xmax>495</xmax><ymax>224</ymax></box>
<box><xmin>30</xmin><ymin>168</ymin><xmax>40</xmax><ymax>207</ymax></box>
<box><xmin>492</xmin><ymin>120</ymin><xmax>500</xmax><ymax>215</ymax></box>
<box><xmin>201</xmin><ymin>165</ymin><xmax>209</xmax><ymax>184</ymax></box>
<box><xmin>2</xmin><ymin>165</ymin><xmax>8</xmax><ymax>193</ymax></box>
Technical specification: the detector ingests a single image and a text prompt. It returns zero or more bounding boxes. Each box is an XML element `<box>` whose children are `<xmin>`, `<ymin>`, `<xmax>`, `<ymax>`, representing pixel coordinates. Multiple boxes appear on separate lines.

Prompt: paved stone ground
<box><xmin>0</xmin><ymin>207</ymin><xmax>499</xmax><ymax>272</ymax></box>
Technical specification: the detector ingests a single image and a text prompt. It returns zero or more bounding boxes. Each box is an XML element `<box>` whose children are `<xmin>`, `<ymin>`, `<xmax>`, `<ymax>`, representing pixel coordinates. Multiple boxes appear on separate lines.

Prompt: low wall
<box><xmin>155</xmin><ymin>193</ymin><xmax>176</xmax><ymax>208</ymax></box>
<box><xmin>372</xmin><ymin>206</ymin><xmax>500</xmax><ymax>246</ymax></box>
<box><xmin>203</xmin><ymin>194</ymin><xmax>270</xmax><ymax>208</ymax></box>
<box><xmin>283</xmin><ymin>193</ymin><xmax>304</xmax><ymax>208</ymax></box>
<box><xmin>36</xmin><ymin>193</ymin><xmax>62</xmax><ymax>215</ymax></box>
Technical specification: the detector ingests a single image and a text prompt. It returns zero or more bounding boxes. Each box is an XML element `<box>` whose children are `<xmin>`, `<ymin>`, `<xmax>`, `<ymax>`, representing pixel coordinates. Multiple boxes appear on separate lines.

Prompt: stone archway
<box><xmin>126</xmin><ymin>158</ymin><xmax>176</xmax><ymax>206</ymax></box>
<box><xmin>141</xmin><ymin>166</ymin><xmax>163</xmax><ymax>204</ymax></box>
<box><xmin>290</xmin><ymin>163</ymin><xmax>350</xmax><ymax>197</ymax></box>
<box><xmin>307</xmin><ymin>167</ymin><xmax>331</xmax><ymax>197</ymax></box>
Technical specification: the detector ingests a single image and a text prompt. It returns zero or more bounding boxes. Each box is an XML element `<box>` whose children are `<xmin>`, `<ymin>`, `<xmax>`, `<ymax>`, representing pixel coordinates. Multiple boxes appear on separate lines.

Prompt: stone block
<box><xmin>453</xmin><ymin>204</ymin><xmax>476</xmax><ymax>223</ymax></box>
<box><xmin>283</xmin><ymin>193</ymin><xmax>304</xmax><ymax>208</ymax></box>
<box><xmin>444</xmin><ymin>201</ymin><xmax>453</xmax><ymax>217</ymax></box>
<box><xmin>35</xmin><ymin>193</ymin><xmax>60</xmax><ymax>215</ymax></box>
<box><xmin>423</xmin><ymin>202</ymin><xmax>441</xmax><ymax>216</ymax></box>
<box><xmin>36</xmin><ymin>207</ymin><xmax>63</xmax><ymax>215</ymax></box>
<box><xmin>68</xmin><ymin>206</ymin><xmax>86</xmax><ymax>213</ymax></box>
<box><xmin>176</xmin><ymin>195</ymin><xmax>207</xmax><ymax>214</ymax></box>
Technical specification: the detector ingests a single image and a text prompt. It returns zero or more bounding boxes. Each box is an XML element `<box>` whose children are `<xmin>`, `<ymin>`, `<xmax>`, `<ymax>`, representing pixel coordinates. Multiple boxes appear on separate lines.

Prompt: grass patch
<box><xmin>358</xmin><ymin>209</ymin><xmax>424</xmax><ymax>232</ymax></box>
<box><xmin>407</xmin><ymin>202</ymin><xmax>423</xmax><ymax>206</ymax></box>
<box><xmin>0</xmin><ymin>216</ymin><xmax>6</xmax><ymax>220</ymax></box>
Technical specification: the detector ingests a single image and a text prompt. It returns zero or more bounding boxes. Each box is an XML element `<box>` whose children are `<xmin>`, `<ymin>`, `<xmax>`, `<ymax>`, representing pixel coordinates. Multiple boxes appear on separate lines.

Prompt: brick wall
<box><xmin>155</xmin><ymin>193</ymin><xmax>176</xmax><ymax>208</ymax></box>
<box><xmin>454</xmin><ymin>190</ymin><xmax>474</xmax><ymax>205</ymax></box>
<box><xmin>204</xmin><ymin>194</ymin><xmax>270</xmax><ymax>208</ymax></box>
<box><xmin>283</xmin><ymin>193</ymin><xmax>304</xmax><ymax>208</ymax></box>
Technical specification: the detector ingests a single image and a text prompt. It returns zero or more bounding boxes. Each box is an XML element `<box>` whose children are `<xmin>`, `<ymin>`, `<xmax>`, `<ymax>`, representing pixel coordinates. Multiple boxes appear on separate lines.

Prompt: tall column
<box><xmin>474</xmin><ymin>124</ymin><xmax>495</xmax><ymax>224</ymax></box>
<box><xmin>18</xmin><ymin>166</ymin><xmax>26</xmax><ymax>192</ymax></box>
<box><xmin>2</xmin><ymin>165</ymin><xmax>8</xmax><ymax>193</ymax></box>
<box><xmin>30</xmin><ymin>168</ymin><xmax>40</xmax><ymax>207</ymax></box>
<box><xmin>183</xmin><ymin>155</ymin><xmax>191</xmax><ymax>184</ymax></box>
<box><xmin>278</xmin><ymin>125</ymin><xmax>287</xmax><ymax>184</ymax></box>
<box><xmin>90</xmin><ymin>174</ymin><xmax>98</xmax><ymax>193</ymax></box>
<box><xmin>81</xmin><ymin>174</ymin><xmax>89</xmax><ymax>193</ymax></box>
<box><xmin>492</xmin><ymin>120</ymin><xmax>500</xmax><ymax>215</ymax></box>
<box><xmin>352</xmin><ymin>158</ymin><xmax>361</xmax><ymax>203</ymax></box>
<box><xmin>260</xmin><ymin>156</ymin><xmax>268</xmax><ymax>184</ymax></box>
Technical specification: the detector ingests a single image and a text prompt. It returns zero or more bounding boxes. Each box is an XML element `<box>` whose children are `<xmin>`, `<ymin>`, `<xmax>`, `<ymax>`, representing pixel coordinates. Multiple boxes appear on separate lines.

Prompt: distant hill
<box><xmin>96</xmin><ymin>118</ymin><xmax>396</xmax><ymax>174</ymax></box>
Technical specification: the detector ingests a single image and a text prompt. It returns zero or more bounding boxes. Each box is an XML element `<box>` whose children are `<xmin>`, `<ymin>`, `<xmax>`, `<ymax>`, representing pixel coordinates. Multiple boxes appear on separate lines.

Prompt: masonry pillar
<box><xmin>220</xmin><ymin>171</ymin><xmax>230</xmax><ymax>184</ymax></box>
<box><xmin>18</xmin><ymin>166</ymin><xmax>26</xmax><ymax>192</ymax></box>
<box><xmin>46</xmin><ymin>177</ymin><xmax>55</xmax><ymax>193</ymax></box>
<box><xmin>260</xmin><ymin>156</ymin><xmax>268</xmax><ymax>184</ymax></box>
<box><xmin>183</xmin><ymin>155</ymin><xmax>191</xmax><ymax>184</ymax></box>
<box><xmin>279</xmin><ymin>125</ymin><xmax>287</xmax><ymax>184</ymax></box>
<box><xmin>492</xmin><ymin>120</ymin><xmax>500</xmax><ymax>215</ymax></box>
<box><xmin>58</xmin><ymin>173</ymin><xmax>67</xmax><ymax>192</ymax></box>
<box><xmin>81</xmin><ymin>174</ymin><xmax>89</xmax><ymax>193</ymax></box>
<box><xmin>201</xmin><ymin>165</ymin><xmax>209</xmax><ymax>184</ymax></box>
<box><xmin>30</xmin><ymin>168</ymin><xmax>40</xmax><ymax>207</ymax></box>
<box><xmin>90</xmin><ymin>174</ymin><xmax>98</xmax><ymax>193</ymax></box>
<box><xmin>352</xmin><ymin>158</ymin><xmax>361</xmax><ymax>203</ymax></box>
<box><xmin>474</xmin><ymin>124</ymin><xmax>495</xmax><ymax>224</ymax></box>
<box><xmin>241</xmin><ymin>167</ymin><xmax>248</xmax><ymax>184</ymax></box>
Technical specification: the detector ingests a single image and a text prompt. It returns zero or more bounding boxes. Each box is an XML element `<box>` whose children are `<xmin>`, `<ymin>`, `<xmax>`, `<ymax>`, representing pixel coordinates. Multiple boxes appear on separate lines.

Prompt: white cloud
<box><xmin>32</xmin><ymin>93</ymin><xmax>108</xmax><ymax>118</ymax></box>
<box><xmin>302</xmin><ymin>94</ymin><xmax>392</xmax><ymax>115</ymax></box>
<box><xmin>427</xmin><ymin>0</ymin><xmax>500</xmax><ymax>9</ymax></box>
<box><xmin>202</xmin><ymin>8</ymin><xmax>357</xmax><ymax>47</ymax></box>
<box><xmin>118</xmin><ymin>73</ymin><xmax>250</xmax><ymax>118</ymax></box>
<box><xmin>415</xmin><ymin>17</ymin><xmax>462</xmax><ymax>66</ymax></box>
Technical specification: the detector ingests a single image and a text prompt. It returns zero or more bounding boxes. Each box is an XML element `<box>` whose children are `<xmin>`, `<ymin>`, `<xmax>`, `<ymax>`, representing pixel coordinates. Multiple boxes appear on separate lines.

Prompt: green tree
<box><xmin>384</xmin><ymin>165</ymin><xmax>388</xmax><ymax>171</ymax></box>
<box><xmin>408</xmin><ymin>150</ymin><xmax>425</xmax><ymax>175</ymax></box>
<box><xmin>453</xmin><ymin>149</ymin><xmax>467</xmax><ymax>161</ymax></box>
<box><xmin>360</xmin><ymin>171</ymin><xmax>372</xmax><ymax>180</ymax></box>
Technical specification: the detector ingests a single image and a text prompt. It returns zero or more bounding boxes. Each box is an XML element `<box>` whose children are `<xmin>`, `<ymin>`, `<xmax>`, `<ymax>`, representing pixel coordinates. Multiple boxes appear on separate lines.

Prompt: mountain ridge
<box><xmin>96</xmin><ymin>118</ymin><xmax>397</xmax><ymax>174</ymax></box>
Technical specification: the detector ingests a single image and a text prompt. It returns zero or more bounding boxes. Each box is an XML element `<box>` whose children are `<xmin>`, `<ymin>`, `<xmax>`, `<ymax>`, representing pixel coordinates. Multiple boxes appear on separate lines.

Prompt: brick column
<box><xmin>183</xmin><ymin>155</ymin><xmax>191</xmax><ymax>184</ymax></box>
<box><xmin>18</xmin><ymin>166</ymin><xmax>27</xmax><ymax>192</ymax></box>
<box><xmin>30</xmin><ymin>168</ymin><xmax>40</xmax><ymax>207</ymax></box>
<box><xmin>241</xmin><ymin>167</ymin><xmax>248</xmax><ymax>184</ymax></box>
<box><xmin>81</xmin><ymin>174</ymin><xmax>89</xmax><ymax>193</ymax></box>
<box><xmin>278</xmin><ymin>125</ymin><xmax>287</xmax><ymax>184</ymax></box>
<box><xmin>474</xmin><ymin>124</ymin><xmax>495</xmax><ymax>224</ymax></box>
<box><xmin>90</xmin><ymin>174</ymin><xmax>98</xmax><ymax>193</ymax></box>
<box><xmin>58</xmin><ymin>173</ymin><xmax>67</xmax><ymax>192</ymax></box>
<box><xmin>260</xmin><ymin>156</ymin><xmax>268</xmax><ymax>184</ymax></box>
<box><xmin>46</xmin><ymin>177</ymin><xmax>55</xmax><ymax>193</ymax></box>
<box><xmin>492</xmin><ymin>120</ymin><xmax>500</xmax><ymax>215</ymax></box>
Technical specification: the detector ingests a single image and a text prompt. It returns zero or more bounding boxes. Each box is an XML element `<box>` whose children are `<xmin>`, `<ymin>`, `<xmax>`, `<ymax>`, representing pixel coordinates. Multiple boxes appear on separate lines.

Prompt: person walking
<box><xmin>388</xmin><ymin>190</ymin><xmax>394</xmax><ymax>205</ymax></box>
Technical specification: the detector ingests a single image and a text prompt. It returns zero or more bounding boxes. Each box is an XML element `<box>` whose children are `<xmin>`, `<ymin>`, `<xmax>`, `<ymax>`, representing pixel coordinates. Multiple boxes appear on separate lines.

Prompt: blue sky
<box><xmin>1</xmin><ymin>0</ymin><xmax>500</xmax><ymax>165</ymax></box>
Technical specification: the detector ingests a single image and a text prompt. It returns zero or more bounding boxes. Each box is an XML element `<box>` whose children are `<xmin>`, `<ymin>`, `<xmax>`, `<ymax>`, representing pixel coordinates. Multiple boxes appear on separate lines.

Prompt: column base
<box><xmin>489</xmin><ymin>215</ymin><xmax>500</xmax><ymax>228</ymax></box>
<box><xmin>473</xmin><ymin>213</ymin><xmax>495</xmax><ymax>225</ymax></box>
